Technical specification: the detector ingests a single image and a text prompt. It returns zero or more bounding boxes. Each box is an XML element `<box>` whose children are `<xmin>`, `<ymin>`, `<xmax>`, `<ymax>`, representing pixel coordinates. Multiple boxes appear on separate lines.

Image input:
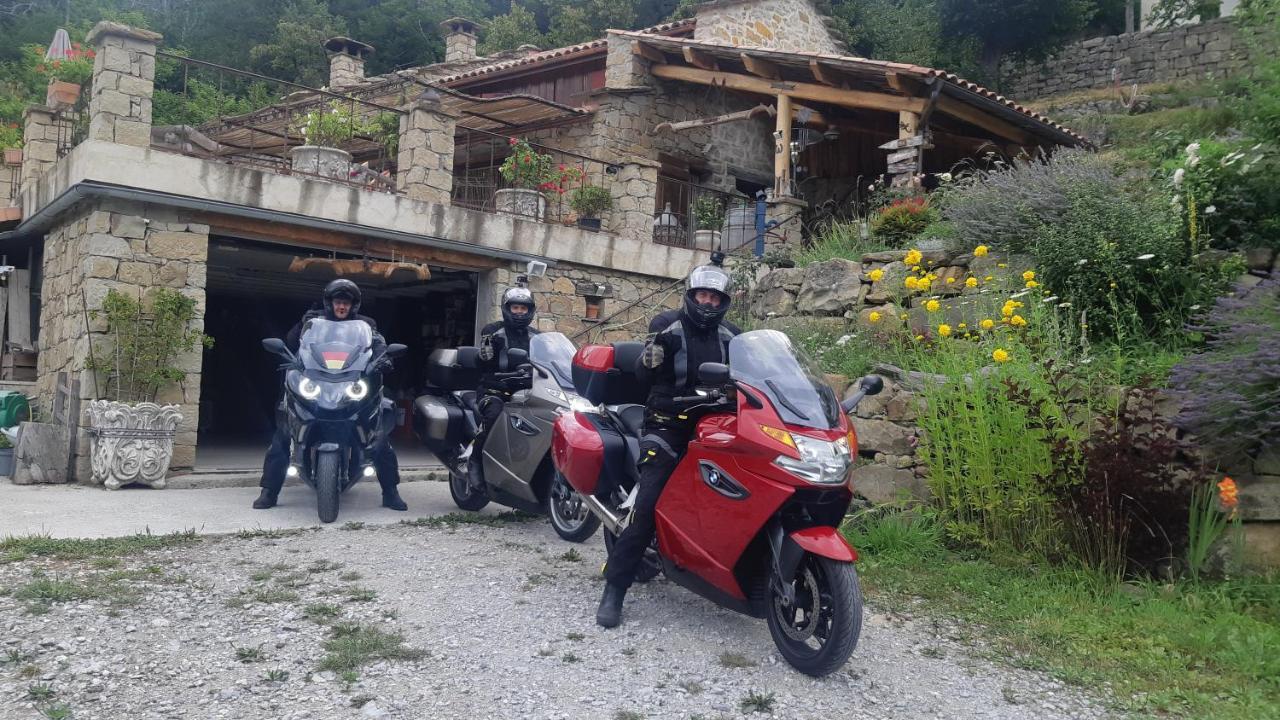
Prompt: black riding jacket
<box><xmin>636</xmin><ymin>309</ymin><xmax>740</xmax><ymax>428</ymax></box>
<box><xmin>477</xmin><ymin>321</ymin><xmax>540</xmax><ymax>395</ymax></box>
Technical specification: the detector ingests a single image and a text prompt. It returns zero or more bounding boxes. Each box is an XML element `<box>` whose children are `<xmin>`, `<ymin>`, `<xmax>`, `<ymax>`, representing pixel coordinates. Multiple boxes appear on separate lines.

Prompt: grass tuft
<box><xmin>739</xmin><ymin>690</ymin><xmax>776</xmax><ymax>714</ymax></box>
<box><xmin>717</xmin><ymin>651</ymin><xmax>756</xmax><ymax>669</ymax></box>
<box><xmin>318</xmin><ymin>622</ymin><xmax>425</xmax><ymax>672</ymax></box>
<box><xmin>0</xmin><ymin>530</ymin><xmax>199</xmax><ymax>564</ymax></box>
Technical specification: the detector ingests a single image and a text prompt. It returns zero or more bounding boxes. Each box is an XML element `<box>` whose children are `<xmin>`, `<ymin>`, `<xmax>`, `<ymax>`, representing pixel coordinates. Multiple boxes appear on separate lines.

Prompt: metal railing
<box><xmin>151</xmin><ymin>52</ymin><xmax>404</xmax><ymax>193</ymax></box>
<box><xmin>53</xmin><ymin>92</ymin><xmax>88</xmax><ymax>159</ymax></box>
<box><xmin>2</xmin><ymin>160</ymin><xmax>19</xmax><ymax>204</ymax></box>
<box><xmin>653</xmin><ymin>176</ymin><xmax>754</xmax><ymax>252</ymax></box>
<box><xmin>452</xmin><ymin>126</ymin><xmax>615</xmax><ymax>226</ymax></box>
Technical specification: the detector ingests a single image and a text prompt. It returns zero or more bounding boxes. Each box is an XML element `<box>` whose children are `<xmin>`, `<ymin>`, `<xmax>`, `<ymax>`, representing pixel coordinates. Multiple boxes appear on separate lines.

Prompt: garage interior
<box><xmin>195</xmin><ymin>237</ymin><xmax>478</xmax><ymax>470</ymax></box>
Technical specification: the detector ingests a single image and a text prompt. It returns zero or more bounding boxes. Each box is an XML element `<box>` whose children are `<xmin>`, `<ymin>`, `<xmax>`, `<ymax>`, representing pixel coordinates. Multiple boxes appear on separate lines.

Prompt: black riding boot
<box><xmin>381</xmin><ymin>487</ymin><xmax>408</xmax><ymax>511</ymax></box>
<box><xmin>596</xmin><ymin>582</ymin><xmax>627</xmax><ymax>628</ymax></box>
<box><xmin>252</xmin><ymin>489</ymin><xmax>278</xmax><ymax>509</ymax></box>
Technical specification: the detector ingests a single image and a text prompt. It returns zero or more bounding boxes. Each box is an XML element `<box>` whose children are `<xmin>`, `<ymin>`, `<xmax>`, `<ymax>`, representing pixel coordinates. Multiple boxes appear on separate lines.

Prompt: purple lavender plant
<box><xmin>1170</xmin><ymin>272</ymin><xmax>1280</xmax><ymax>459</ymax></box>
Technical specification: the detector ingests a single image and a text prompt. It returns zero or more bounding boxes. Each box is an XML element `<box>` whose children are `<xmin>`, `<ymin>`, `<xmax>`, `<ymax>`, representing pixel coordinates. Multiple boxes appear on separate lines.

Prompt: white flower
<box><xmin>1172</xmin><ymin>168</ymin><xmax>1185</xmax><ymax>188</ymax></box>
<box><xmin>1137</xmin><ymin>254</ymin><xmax>1155</xmax><ymax>261</ymax></box>
<box><xmin>1252</xmin><ymin>143</ymin><xmax>1263</xmax><ymax>151</ymax></box>
<box><xmin>1189</xmin><ymin>305</ymin><xmax>1201</xmax><ymax>311</ymax></box>
<box><xmin>1185</xmin><ymin>142</ymin><xmax>1200</xmax><ymax>158</ymax></box>
<box><xmin>1204</xmin><ymin>205</ymin><xmax>1217</xmax><ymax>214</ymax></box>
<box><xmin>1057</xmin><ymin>302</ymin><xmax>1072</xmax><ymax>308</ymax></box>
<box><xmin>1043</xmin><ymin>296</ymin><xmax>1059</xmax><ymax>303</ymax></box>
<box><xmin>1171</xmin><ymin>195</ymin><xmax>1182</xmax><ymax>207</ymax></box>
<box><xmin>1189</xmin><ymin>156</ymin><xmax>1201</xmax><ymax>167</ymax></box>
<box><xmin>939</xmin><ymin>172</ymin><xmax>953</xmax><ymax>182</ymax></box>
<box><xmin>1011</xmin><ymin>290</ymin><xmax>1030</xmax><ymax>299</ymax></box>
<box><xmin>1076</xmin><ymin>259</ymin><xmax>1089</xmax><ymax>266</ymax></box>
<box><xmin>836</xmin><ymin>335</ymin><xmax>852</xmax><ymax>347</ymax></box>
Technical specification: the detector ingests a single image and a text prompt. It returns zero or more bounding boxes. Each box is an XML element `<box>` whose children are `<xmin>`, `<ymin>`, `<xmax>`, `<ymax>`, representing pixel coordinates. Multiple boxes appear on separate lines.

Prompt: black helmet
<box><xmin>682</xmin><ymin>263</ymin><xmax>732</xmax><ymax>330</ymax></box>
<box><xmin>501</xmin><ymin>286</ymin><xmax>536</xmax><ymax>330</ymax></box>
<box><xmin>323</xmin><ymin>279</ymin><xmax>362</xmax><ymax>318</ymax></box>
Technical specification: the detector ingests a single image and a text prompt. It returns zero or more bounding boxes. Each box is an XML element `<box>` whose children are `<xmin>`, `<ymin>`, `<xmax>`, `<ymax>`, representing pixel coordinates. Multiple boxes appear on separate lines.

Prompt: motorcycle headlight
<box><xmin>546</xmin><ymin>387</ymin><xmax>568</xmax><ymax>403</ymax></box>
<box><xmin>298</xmin><ymin>377</ymin><xmax>322</xmax><ymax>400</ymax></box>
<box><xmin>773</xmin><ymin>433</ymin><xmax>851</xmax><ymax>485</ymax></box>
<box><xmin>569</xmin><ymin>396</ymin><xmax>597</xmax><ymax>414</ymax></box>
<box><xmin>345</xmin><ymin>379</ymin><xmax>369</xmax><ymax>401</ymax></box>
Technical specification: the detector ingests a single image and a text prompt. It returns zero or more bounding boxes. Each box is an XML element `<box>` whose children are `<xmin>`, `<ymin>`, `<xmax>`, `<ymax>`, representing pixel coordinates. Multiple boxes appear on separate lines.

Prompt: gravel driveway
<box><xmin>0</xmin><ymin>515</ymin><xmax>1116</xmax><ymax>720</ymax></box>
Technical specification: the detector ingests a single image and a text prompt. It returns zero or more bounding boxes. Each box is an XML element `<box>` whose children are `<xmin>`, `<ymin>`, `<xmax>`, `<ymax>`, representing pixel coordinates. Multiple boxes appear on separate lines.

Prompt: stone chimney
<box><xmin>324</xmin><ymin>37</ymin><xmax>374</xmax><ymax>90</ymax></box>
<box><xmin>439</xmin><ymin>17</ymin><xmax>482</xmax><ymax>63</ymax></box>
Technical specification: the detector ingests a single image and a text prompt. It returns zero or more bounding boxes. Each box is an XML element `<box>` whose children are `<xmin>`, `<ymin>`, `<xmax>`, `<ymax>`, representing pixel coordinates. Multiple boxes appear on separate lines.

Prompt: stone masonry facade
<box><xmin>397</xmin><ymin>94</ymin><xmax>457</xmax><ymax>204</ymax></box>
<box><xmin>37</xmin><ymin>200</ymin><xmax>208</xmax><ymax>479</ymax></box>
<box><xmin>1002</xmin><ymin>17</ymin><xmax>1258</xmax><ymax>100</ymax></box>
<box><xmin>85</xmin><ymin>22</ymin><xmax>160</xmax><ymax>148</ymax></box>
<box><xmin>694</xmin><ymin>0</ymin><xmax>845</xmax><ymax>54</ymax></box>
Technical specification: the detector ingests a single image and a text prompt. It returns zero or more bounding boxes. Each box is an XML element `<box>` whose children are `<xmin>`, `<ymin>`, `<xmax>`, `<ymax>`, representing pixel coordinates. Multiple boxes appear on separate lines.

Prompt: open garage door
<box><xmin>195</xmin><ymin>237</ymin><xmax>477</xmax><ymax>470</ymax></box>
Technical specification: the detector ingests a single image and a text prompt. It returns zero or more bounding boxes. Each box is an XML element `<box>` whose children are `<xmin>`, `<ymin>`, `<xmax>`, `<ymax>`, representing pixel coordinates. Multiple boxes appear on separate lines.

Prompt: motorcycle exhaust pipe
<box><xmin>581</xmin><ymin>494</ymin><xmax>624</xmax><ymax>535</ymax></box>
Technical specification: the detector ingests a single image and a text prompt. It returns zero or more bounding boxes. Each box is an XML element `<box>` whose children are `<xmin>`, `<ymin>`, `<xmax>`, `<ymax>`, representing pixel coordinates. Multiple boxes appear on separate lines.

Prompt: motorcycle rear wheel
<box><xmin>602</xmin><ymin>527</ymin><xmax>660</xmax><ymax>583</ymax></box>
<box><xmin>448</xmin><ymin>462</ymin><xmax>490</xmax><ymax>512</ymax></box>
<box><xmin>765</xmin><ymin>555</ymin><xmax>862</xmax><ymax>677</ymax></box>
<box><xmin>315</xmin><ymin>451</ymin><xmax>341</xmax><ymax>524</ymax></box>
<box><xmin>547</xmin><ymin>471</ymin><xmax>600</xmax><ymax>543</ymax></box>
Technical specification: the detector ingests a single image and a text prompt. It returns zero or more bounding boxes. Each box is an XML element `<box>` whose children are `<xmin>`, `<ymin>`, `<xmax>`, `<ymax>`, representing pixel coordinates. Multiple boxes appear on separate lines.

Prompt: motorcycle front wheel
<box><xmin>315</xmin><ymin>451</ymin><xmax>342</xmax><ymax>524</ymax></box>
<box><xmin>547</xmin><ymin>471</ymin><xmax>600</xmax><ymax>543</ymax></box>
<box><xmin>765</xmin><ymin>554</ymin><xmax>862</xmax><ymax>677</ymax></box>
<box><xmin>448</xmin><ymin>462</ymin><xmax>489</xmax><ymax>512</ymax></box>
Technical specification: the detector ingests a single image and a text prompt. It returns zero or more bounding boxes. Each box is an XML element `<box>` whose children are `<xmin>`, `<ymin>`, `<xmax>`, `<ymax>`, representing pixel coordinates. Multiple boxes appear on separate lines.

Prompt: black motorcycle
<box><xmin>263</xmin><ymin>319</ymin><xmax>406</xmax><ymax>523</ymax></box>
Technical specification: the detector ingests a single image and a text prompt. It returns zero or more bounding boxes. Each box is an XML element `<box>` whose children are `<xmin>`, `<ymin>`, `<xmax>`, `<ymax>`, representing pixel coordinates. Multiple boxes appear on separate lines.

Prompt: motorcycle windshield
<box><xmin>530</xmin><ymin>332</ymin><xmax>576</xmax><ymax>391</ymax></box>
<box><xmin>729</xmin><ymin>329</ymin><xmax>841</xmax><ymax>430</ymax></box>
<box><xmin>299</xmin><ymin>319</ymin><xmax>373</xmax><ymax>378</ymax></box>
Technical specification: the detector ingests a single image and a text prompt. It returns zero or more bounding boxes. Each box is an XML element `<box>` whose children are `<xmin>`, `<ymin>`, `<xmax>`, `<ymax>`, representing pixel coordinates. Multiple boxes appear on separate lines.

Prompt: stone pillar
<box><xmin>605</xmin><ymin>32</ymin><xmax>653</xmax><ymax>91</ymax></box>
<box><xmin>20</xmin><ymin>105</ymin><xmax>59</xmax><ymax>190</ymax></box>
<box><xmin>324</xmin><ymin>37</ymin><xmax>373</xmax><ymax>90</ymax></box>
<box><xmin>85</xmin><ymin>22</ymin><xmax>161</xmax><ymax>148</ymax></box>
<box><xmin>439</xmin><ymin>18</ymin><xmax>482</xmax><ymax>63</ymax></box>
<box><xmin>606</xmin><ymin>160</ymin><xmax>660</xmax><ymax>245</ymax></box>
<box><xmin>35</xmin><ymin>201</ymin><xmax>208</xmax><ymax>480</ymax></box>
<box><xmin>765</xmin><ymin>197</ymin><xmax>806</xmax><ymax>254</ymax></box>
<box><xmin>396</xmin><ymin>90</ymin><xmax>457</xmax><ymax>204</ymax></box>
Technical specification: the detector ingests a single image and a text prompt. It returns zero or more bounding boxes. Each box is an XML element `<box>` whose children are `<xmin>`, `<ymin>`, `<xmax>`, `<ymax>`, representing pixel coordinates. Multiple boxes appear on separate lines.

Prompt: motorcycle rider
<box><xmin>253</xmin><ymin>279</ymin><xmax>408</xmax><ymax>512</ymax></box>
<box><xmin>467</xmin><ymin>284</ymin><xmax>540</xmax><ymax>487</ymax></box>
<box><xmin>597</xmin><ymin>257</ymin><xmax>739</xmax><ymax>628</ymax></box>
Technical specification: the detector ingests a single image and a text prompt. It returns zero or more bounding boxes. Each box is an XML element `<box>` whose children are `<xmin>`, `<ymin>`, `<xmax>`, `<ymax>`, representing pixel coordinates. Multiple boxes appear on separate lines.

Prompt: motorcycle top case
<box><xmin>571</xmin><ymin>342</ymin><xmax>649</xmax><ymax>405</ymax></box>
<box><xmin>426</xmin><ymin>346</ymin><xmax>483</xmax><ymax>390</ymax></box>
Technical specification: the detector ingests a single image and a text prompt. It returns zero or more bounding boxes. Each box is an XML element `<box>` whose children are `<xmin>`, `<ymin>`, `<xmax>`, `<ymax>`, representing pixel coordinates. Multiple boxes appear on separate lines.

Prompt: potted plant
<box><xmin>693</xmin><ymin>195</ymin><xmax>726</xmax><ymax>247</ymax></box>
<box><xmin>290</xmin><ymin>101</ymin><xmax>369</xmax><ymax>181</ymax></box>
<box><xmin>1</xmin><ymin>123</ymin><xmax>21</xmax><ymax>166</ymax></box>
<box><xmin>29</xmin><ymin>42</ymin><xmax>95</xmax><ymax>110</ymax></box>
<box><xmin>84</xmin><ymin>288</ymin><xmax>213</xmax><ymax>489</ymax></box>
<box><xmin>569</xmin><ymin>185</ymin><xmax>613</xmax><ymax>231</ymax></box>
<box><xmin>0</xmin><ymin>432</ymin><xmax>13</xmax><ymax>477</ymax></box>
<box><xmin>496</xmin><ymin>137</ymin><xmax>555</xmax><ymax>220</ymax></box>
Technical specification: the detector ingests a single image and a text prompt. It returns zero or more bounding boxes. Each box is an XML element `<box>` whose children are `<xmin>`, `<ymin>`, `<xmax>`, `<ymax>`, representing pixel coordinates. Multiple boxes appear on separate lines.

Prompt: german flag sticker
<box><xmin>321</xmin><ymin>351</ymin><xmax>348</xmax><ymax>370</ymax></box>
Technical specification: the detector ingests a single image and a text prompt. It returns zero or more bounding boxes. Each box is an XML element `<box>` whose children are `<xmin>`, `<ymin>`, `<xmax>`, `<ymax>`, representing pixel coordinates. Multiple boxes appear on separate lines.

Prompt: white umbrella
<box><xmin>45</xmin><ymin>28</ymin><xmax>72</xmax><ymax>61</ymax></box>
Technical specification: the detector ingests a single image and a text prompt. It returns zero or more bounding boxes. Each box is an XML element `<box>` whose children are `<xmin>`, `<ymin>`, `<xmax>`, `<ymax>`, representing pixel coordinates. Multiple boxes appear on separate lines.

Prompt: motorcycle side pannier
<box><xmin>427</xmin><ymin>347</ymin><xmax>483</xmax><ymax>390</ymax></box>
<box><xmin>571</xmin><ymin>342</ymin><xmax>649</xmax><ymax>405</ymax></box>
<box><xmin>412</xmin><ymin>394</ymin><xmax>469</xmax><ymax>447</ymax></box>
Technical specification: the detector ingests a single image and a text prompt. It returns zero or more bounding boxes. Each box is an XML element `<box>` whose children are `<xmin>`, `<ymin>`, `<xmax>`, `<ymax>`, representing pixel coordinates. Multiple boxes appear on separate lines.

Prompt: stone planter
<box><xmin>2</xmin><ymin>148</ymin><xmax>21</xmax><ymax>166</ymax></box>
<box><xmin>85</xmin><ymin>400</ymin><xmax>182</xmax><ymax>490</ymax></box>
<box><xmin>495</xmin><ymin>188</ymin><xmax>547</xmax><ymax>221</ymax></box>
<box><xmin>289</xmin><ymin>145</ymin><xmax>352</xmax><ymax>182</ymax></box>
<box><xmin>695</xmin><ymin>229</ymin><xmax>722</xmax><ymax>248</ymax></box>
<box><xmin>46</xmin><ymin>80</ymin><xmax>81</xmax><ymax>110</ymax></box>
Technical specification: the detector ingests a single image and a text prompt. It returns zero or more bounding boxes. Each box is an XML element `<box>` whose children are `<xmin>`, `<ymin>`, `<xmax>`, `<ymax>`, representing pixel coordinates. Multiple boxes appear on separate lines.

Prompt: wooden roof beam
<box><xmin>650</xmin><ymin>63</ymin><xmax>926</xmax><ymax>115</ymax></box>
<box><xmin>742</xmin><ymin>53</ymin><xmax>781</xmax><ymax>80</ymax></box>
<box><xmin>632</xmin><ymin>40</ymin><xmax>668</xmax><ymax>64</ymax></box>
<box><xmin>683</xmin><ymin>46</ymin><xmax>719</xmax><ymax>71</ymax></box>
<box><xmin>936</xmin><ymin>95</ymin><xmax>1035</xmax><ymax>145</ymax></box>
<box><xmin>809</xmin><ymin>59</ymin><xmax>847</xmax><ymax>88</ymax></box>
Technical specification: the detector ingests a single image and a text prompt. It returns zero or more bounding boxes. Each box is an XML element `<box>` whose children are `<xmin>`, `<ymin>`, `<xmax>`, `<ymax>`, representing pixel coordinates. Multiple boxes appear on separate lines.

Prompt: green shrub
<box><xmin>568</xmin><ymin>185</ymin><xmax>613</xmax><ymax>218</ymax></box>
<box><xmin>1168</xmin><ymin>139</ymin><xmax>1280</xmax><ymax>251</ymax></box>
<box><xmin>692</xmin><ymin>194</ymin><xmax>725</xmax><ymax>231</ymax></box>
<box><xmin>293</xmin><ymin>101</ymin><xmax>370</xmax><ymax>148</ymax></box>
<box><xmin>869</xmin><ymin>195</ymin><xmax>937</xmax><ymax>245</ymax></box>
<box><xmin>0</xmin><ymin>122</ymin><xmax>19</xmax><ymax>149</ymax></box>
<box><xmin>795</xmin><ymin>219</ymin><xmax>890</xmax><ymax>265</ymax></box>
<box><xmin>87</xmin><ymin>288</ymin><xmax>214</xmax><ymax>403</ymax></box>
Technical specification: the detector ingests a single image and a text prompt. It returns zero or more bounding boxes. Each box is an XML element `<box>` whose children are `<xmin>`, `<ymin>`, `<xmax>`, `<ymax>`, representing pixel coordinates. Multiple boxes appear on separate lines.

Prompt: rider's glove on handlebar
<box><xmin>641</xmin><ymin>341</ymin><xmax>665</xmax><ymax>369</ymax></box>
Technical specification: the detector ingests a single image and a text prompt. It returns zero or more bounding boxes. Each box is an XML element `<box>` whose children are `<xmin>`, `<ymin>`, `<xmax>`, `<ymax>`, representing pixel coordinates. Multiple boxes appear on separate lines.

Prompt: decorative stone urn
<box><xmin>289</xmin><ymin>145</ymin><xmax>352</xmax><ymax>182</ymax></box>
<box><xmin>694</xmin><ymin>229</ymin><xmax>722</xmax><ymax>248</ymax></box>
<box><xmin>85</xmin><ymin>401</ymin><xmax>183</xmax><ymax>490</ymax></box>
<box><xmin>495</xmin><ymin>188</ymin><xmax>547</xmax><ymax>221</ymax></box>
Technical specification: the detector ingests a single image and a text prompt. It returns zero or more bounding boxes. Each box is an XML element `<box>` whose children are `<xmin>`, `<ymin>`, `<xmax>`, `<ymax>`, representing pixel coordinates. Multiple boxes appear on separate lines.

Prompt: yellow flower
<box><xmin>868</xmin><ymin>269</ymin><xmax>884</xmax><ymax>282</ymax></box>
<box><xmin>1001</xmin><ymin>304</ymin><xmax>1014</xmax><ymax>317</ymax></box>
<box><xmin>912</xmin><ymin>265</ymin><xmax>922</xmax><ymax>272</ymax></box>
<box><xmin>980</xmin><ymin>318</ymin><xmax>995</xmax><ymax>330</ymax></box>
<box><xmin>993</xmin><ymin>348</ymin><xmax>1010</xmax><ymax>363</ymax></box>
<box><xmin>868</xmin><ymin>311</ymin><xmax>882</xmax><ymax>324</ymax></box>
<box><xmin>937</xmin><ymin>324</ymin><xmax>952</xmax><ymax>337</ymax></box>
<box><xmin>1025</xmin><ymin>280</ymin><xmax>1039</xmax><ymax>289</ymax></box>
<box><xmin>1022</xmin><ymin>270</ymin><xmax>1036</xmax><ymax>281</ymax></box>
<box><xmin>925</xmin><ymin>299</ymin><xmax>941</xmax><ymax>312</ymax></box>
<box><xmin>914</xmin><ymin>334</ymin><xmax>924</xmax><ymax>341</ymax></box>
<box><xmin>974</xmin><ymin>245</ymin><xmax>989</xmax><ymax>257</ymax></box>
<box><xmin>946</xmin><ymin>277</ymin><xmax>956</xmax><ymax>284</ymax></box>
<box><xmin>918</xmin><ymin>280</ymin><xmax>932</xmax><ymax>292</ymax></box>
<box><xmin>904</xmin><ymin>249</ymin><xmax>923</xmax><ymax>266</ymax></box>
<box><xmin>1109</xmin><ymin>282</ymin><xmax>1117</xmax><ymax>289</ymax></box>
<box><xmin>958</xmin><ymin>323</ymin><xmax>967</xmax><ymax>328</ymax></box>
<box><xmin>1010</xmin><ymin>315</ymin><xmax>1028</xmax><ymax>327</ymax></box>
<box><xmin>997</xmin><ymin>263</ymin><xmax>1008</xmax><ymax>268</ymax></box>
<box><xmin>985</xmin><ymin>275</ymin><xmax>993</xmax><ymax>281</ymax></box>
<box><xmin>965</xmin><ymin>277</ymin><xmax>979</xmax><ymax>288</ymax></box>
<box><xmin>904</xmin><ymin>276</ymin><xmax>919</xmax><ymax>290</ymax></box>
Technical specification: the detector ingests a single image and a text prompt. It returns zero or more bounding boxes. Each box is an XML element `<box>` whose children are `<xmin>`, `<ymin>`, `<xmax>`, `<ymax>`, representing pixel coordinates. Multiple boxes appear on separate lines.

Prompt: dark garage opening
<box><xmin>195</xmin><ymin>237</ymin><xmax>478</xmax><ymax>470</ymax></box>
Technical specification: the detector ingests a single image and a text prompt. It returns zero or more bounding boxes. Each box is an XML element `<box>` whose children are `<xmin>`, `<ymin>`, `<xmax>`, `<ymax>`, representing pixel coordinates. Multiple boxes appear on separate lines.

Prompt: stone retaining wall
<box><xmin>1002</xmin><ymin>17</ymin><xmax>1258</xmax><ymax>100</ymax></box>
<box><xmin>694</xmin><ymin>0</ymin><xmax>845</xmax><ymax>55</ymax></box>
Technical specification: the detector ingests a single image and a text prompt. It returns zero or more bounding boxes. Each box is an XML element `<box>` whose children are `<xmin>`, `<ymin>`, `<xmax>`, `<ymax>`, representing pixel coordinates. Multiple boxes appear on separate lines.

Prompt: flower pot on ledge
<box><xmin>695</xmin><ymin>229</ymin><xmax>722</xmax><ymax>248</ymax></box>
<box><xmin>289</xmin><ymin>145</ymin><xmax>352</xmax><ymax>182</ymax></box>
<box><xmin>576</xmin><ymin>216</ymin><xmax>602</xmax><ymax>232</ymax></box>
<box><xmin>495</xmin><ymin>188</ymin><xmax>547</xmax><ymax>221</ymax></box>
<box><xmin>46</xmin><ymin>80</ymin><xmax>81</xmax><ymax>110</ymax></box>
<box><xmin>85</xmin><ymin>400</ymin><xmax>183</xmax><ymax>490</ymax></box>
<box><xmin>3</xmin><ymin>148</ymin><xmax>21</xmax><ymax>166</ymax></box>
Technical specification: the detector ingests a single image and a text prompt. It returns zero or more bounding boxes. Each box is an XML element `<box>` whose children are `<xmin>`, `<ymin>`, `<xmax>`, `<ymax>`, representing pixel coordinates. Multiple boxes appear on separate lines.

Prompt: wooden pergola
<box><xmin>616</xmin><ymin>30</ymin><xmax>1087</xmax><ymax>193</ymax></box>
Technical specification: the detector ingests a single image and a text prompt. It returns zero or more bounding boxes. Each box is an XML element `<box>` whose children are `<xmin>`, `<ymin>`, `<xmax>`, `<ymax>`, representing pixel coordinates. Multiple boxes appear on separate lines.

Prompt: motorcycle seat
<box><xmin>451</xmin><ymin>390</ymin><xmax>478</xmax><ymax>412</ymax></box>
<box><xmin>605</xmin><ymin>403</ymin><xmax>646</xmax><ymax>439</ymax></box>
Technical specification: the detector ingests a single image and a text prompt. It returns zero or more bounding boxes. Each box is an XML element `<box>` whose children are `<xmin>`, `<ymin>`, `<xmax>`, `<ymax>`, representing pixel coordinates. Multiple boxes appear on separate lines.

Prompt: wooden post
<box><xmin>774</xmin><ymin>93</ymin><xmax>792</xmax><ymax>198</ymax></box>
<box><xmin>891</xmin><ymin>111</ymin><xmax>920</xmax><ymax>188</ymax></box>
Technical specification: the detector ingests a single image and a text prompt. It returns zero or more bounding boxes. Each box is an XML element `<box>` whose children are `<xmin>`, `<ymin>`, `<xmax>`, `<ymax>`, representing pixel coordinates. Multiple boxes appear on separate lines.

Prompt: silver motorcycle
<box><xmin>413</xmin><ymin>332</ymin><xmax>600</xmax><ymax>543</ymax></box>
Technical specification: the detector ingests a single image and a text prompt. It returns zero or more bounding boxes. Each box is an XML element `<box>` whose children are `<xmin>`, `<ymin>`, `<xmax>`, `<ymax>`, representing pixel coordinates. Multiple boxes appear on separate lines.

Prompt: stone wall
<box><xmin>327</xmin><ymin>53</ymin><xmax>365</xmax><ymax>90</ymax></box>
<box><xmin>85</xmin><ymin>22</ymin><xmax>160</xmax><ymax>148</ymax></box>
<box><xmin>1002</xmin><ymin>17</ymin><xmax>1256</xmax><ymax>100</ymax></box>
<box><xmin>36</xmin><ymin>200</ymin><xmax>208</xmax><ymax>480</ymax></box>
<box><xmin>694</xmin><ymin>0</ymin><xmax>845</xmax><ymax>54</ymax></box>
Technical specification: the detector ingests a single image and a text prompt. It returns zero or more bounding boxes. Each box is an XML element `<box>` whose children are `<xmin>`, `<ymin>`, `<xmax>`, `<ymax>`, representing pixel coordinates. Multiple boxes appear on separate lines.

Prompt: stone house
<box><xmin>0</xmin><ymin>0</ymin><xmax>1082</xmax><ymax>480</ymax></box>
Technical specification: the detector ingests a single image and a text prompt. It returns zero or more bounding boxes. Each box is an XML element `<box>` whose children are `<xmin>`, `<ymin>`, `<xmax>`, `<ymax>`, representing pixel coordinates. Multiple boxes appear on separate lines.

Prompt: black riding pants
<box><xmin>604</xmin><ymin>425</ymin><xmax>689</xmax><ymax>590</ymax></box>
<box><xmin>471</xmin><ymin>394</ymin><xmax>505</xmax><ymax>459</ymax></box>
<box><xmin>260</xmin><ymin>424</ymin><xmax>400</xmax><ymax>496</ymax></box>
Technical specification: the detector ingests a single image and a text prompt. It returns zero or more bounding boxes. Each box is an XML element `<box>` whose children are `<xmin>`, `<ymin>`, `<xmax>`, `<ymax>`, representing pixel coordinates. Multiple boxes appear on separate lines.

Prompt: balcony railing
<box><xmin>654</xmin><ymin>176</ymin><xmax>756</xmax><ymax>253</ymax></box>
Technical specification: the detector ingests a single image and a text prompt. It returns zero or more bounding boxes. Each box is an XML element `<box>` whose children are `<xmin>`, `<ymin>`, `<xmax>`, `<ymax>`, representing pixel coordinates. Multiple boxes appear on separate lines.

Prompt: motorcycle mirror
<box><xmin>386</xmin><ymin>343</ymin><xmax>408</xmax><ymax>359</ymax></box>
<box><xmin>262</xmin><ymin>338</ymin><xmax>290</xmax><ymax>358</ymax></box>
<box><xmin>698</xmin><ymin>362</ymin><xmax>730</xmax><ymax>386</ymax></box>
<box><xmin>507</xmin><ymin>348</ymin><xmax>529</xmax><ymax>366</ymax></box>
<box><xmin>860</xmin><ymin>375</ymin><xmax>884</xmax><ymax>396</ymax></box>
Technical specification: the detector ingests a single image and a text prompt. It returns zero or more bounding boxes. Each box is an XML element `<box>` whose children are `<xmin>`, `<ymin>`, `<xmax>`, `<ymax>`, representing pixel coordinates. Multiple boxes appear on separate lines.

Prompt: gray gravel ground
<box><xmin>0</xmin><ymin>516</ymin><xmax>1120</xmax><ymax>720</ymax></box>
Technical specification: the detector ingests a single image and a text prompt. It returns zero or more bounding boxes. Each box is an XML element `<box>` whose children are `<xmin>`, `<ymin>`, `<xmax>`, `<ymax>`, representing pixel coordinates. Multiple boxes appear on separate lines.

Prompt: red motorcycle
<box><xmin>551</xmin><ymin>329</ymin><xmax>883</xmax><ymax>676</ymax></box>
